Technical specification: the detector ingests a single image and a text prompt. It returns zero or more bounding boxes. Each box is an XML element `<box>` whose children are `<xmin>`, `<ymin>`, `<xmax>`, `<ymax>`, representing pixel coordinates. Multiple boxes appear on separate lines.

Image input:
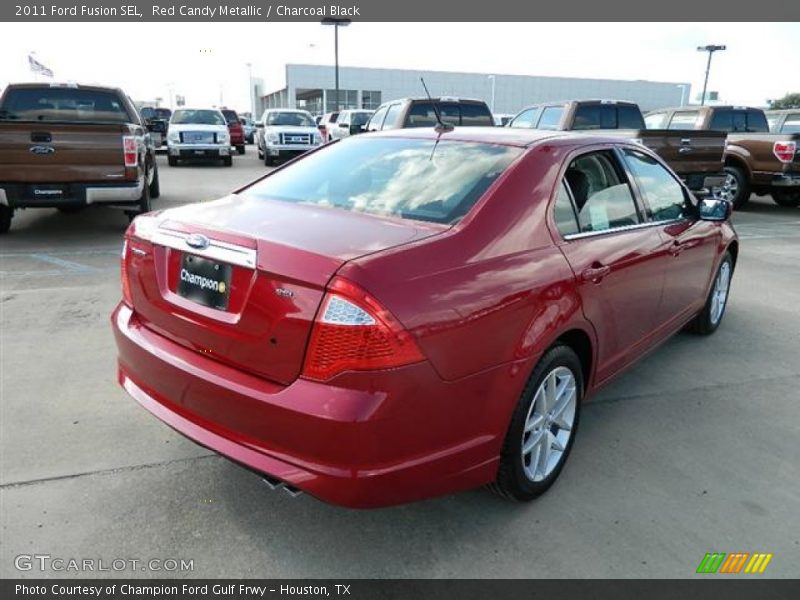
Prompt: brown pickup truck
<box><xmin>645</xmin><ymin>106</ymin><xmax>800</xmax><ymax>208</ymax></box>
<box><xmin>0</xmin><ymin>82</ymin><xmax>159</xmax><ymax>234</ymax></box>
<box><xmin>509</xmin><ymin>99</ymin><xmax>727</xmax><ymax>195</ymax></box>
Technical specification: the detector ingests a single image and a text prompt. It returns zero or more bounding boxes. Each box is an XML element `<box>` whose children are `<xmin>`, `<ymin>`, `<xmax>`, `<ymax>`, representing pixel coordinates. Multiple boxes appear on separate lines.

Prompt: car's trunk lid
<box><xmin>127</xmin><ymin>195</ymin><xmax>447</xmax><ymax>385</ymax></box>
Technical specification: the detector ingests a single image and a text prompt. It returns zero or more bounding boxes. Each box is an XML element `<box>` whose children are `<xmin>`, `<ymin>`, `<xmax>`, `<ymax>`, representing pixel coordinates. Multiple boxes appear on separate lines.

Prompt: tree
<box><xmin>767</xmin><ymin>93</ymin><xmax>800</xmax><ymax>109</ymax></box>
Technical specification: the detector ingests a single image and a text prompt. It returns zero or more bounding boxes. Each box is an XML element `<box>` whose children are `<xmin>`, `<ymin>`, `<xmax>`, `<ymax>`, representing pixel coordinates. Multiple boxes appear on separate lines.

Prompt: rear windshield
<box><xmin>572</xmin><ymin>104</ymin><xmax>645</xmax><ymax>130</ymax></box>
<box><xmin>141</xmin><ymin>107</ymin><xmax>171</xmax><ymax>120</ymax></box>
<box><xmin>0</xmin><ymin>87</ymin><xmax>130</xmax><ymax>123</ymax></box>
<box><xmin>406</xmin><ymin>102</ymin><xmax>493</xmax><ymax>128</ymax></box>
<box><xmin>242</xmin><ymin>137</ymin><xmax>522</xmax><ymax>224</ymax></box>
<box><xmin>221</xmin><ymin>110</ymin><xmax>239</xmax><ymax>123</ymax></box>
<box><xmin>171</xmin><ymin>110</ymin><xmax>226</xmax><ymax>125</ymax></box>
<box><xmin>267</xmin><ymin>112</ymin><xmax>315</xmax><ymax>127</ymax></box>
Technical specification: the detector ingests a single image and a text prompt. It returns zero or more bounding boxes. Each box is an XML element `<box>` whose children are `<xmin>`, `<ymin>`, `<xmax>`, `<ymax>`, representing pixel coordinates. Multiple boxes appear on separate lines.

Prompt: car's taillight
<box><xmin>123</xmin><ymin>135</ymin><xmax>138</xmax><ymax>167</ymax></box>
<box><xmin>302</xmin><ymin>277</ymin><xmax>425</xmax><ymax>381</ymax></box>
<box><xmin>773</xmin><ymin>141</ymin><xmax>797</xmax><ymax>163</ymax></box>
<box><xmin>121</xmin><ymin>239</ymin><xmax>133</xmax><ymax>306</ymax></box>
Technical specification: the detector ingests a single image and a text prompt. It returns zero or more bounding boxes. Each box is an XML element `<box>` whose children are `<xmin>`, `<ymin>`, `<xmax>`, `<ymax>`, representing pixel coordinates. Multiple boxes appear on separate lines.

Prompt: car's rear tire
<box><xmin>686</xmin><ymin>251</ymin><xmax>734</xmax><ymax>336</ymax></box>
<box><xmin>167</xmin><ymin>156</ymin><xmax>178</xmax><ymax>167</ymax></box>
<box><xmin>0</xmin><ymin>205</ymin><xmax>13</xmax><ymax>234</ymax></box>
<box><xmin>771</xmin><ymin>189</ymin><xmax>800</xmax><ymax>208</ymax></box>
<box><xmin>257</xmin><ymin>143</ymin><xmax>263</xmax><ymax>159</ymax></box>
<box><xmin>489</xmin><ymin>345</ymin><xmax>583</xmax><ymax>502</ymax></box>
<box><xmin>237</xmin><ymin>145</ymin><xmax>245</xmax><ymax>155</ymax></box>
<box><xmin>223</xmin><ymin>156</ymin><xmax>233</xmax><ymax>167</ymax></box>
<box><xmin>718</xmin><ymin>166</ymin><xmax>750</xmax><ymax>209</ymax></box>
<box><xmin>149</xmin><ymin>164</ymin><xmax>161</xmax><ymax>199</ymax></box>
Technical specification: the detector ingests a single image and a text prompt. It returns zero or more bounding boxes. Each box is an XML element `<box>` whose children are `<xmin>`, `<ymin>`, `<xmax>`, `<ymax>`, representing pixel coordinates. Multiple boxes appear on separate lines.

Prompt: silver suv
<box><xmin>256</xmin><ymin>109</ymin><xmax>322</xmax><ymax>166</ymax></box>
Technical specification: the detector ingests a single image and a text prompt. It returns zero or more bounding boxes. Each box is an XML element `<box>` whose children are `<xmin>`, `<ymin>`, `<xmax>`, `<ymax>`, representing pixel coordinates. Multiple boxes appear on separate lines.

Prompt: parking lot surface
<box><xmin>1</xmin><ymin>152</ymin><xmax>799</xmax><ymax>578</ymax></box>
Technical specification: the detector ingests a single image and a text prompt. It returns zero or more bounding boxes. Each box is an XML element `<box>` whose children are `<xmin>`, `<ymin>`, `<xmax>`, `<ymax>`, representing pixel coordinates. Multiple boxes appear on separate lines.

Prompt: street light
<box><xmin>697</xmin><ymin>44</ymin><xmax>726</xmax><ymax>106</ymax></box>
<box><xmin>321</xmin><ymin>18</ymin><xmax>351</xmax><ymax>112</ymax></box>
<box><xmin>488</xmin><ymin>75</ymin><xmax>496</xmax><ymax>113</ymax></box>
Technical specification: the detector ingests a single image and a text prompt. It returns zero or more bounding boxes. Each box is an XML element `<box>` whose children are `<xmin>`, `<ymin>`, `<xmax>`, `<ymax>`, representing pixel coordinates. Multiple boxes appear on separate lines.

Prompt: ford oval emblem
<box><xmin>186</xmin><ymin>233</ymin><xmax>210</xmax><ymax>250</ymax></box>
<box><xmin>30</xmin><ymin>145</ymin><xmax>55</xmax><ymax>155</ymax></box>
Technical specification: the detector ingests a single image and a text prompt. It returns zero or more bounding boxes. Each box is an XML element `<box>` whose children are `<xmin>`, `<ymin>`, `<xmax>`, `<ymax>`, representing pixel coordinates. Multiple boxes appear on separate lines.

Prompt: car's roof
<box><xmin>383</xmin><ymin>97</ymin><xmax>487</xmax><ymax>105</ymax></box>
<box><xmin>268</xmin><ymin>108</ymin><xmax>312</xmax><ymax>113</ymax></box>
<box><xmin>366</xmin><ymin>126</ymin><xmax>627</xmax><ymax>148</ymax></box>
<box><xmin>649</xmin><ymin>105</ymin><xmax>763</xmax><ymax>114</ymax></box>
<box><xmin>174</xmin><ymin>107</ymin><xmax>223</xmax><ymax>112</ymax></box>
<box><xmin>6</xmin><ymin>82</ymin><xmax>125</xmax><ymax>94</ymax></box>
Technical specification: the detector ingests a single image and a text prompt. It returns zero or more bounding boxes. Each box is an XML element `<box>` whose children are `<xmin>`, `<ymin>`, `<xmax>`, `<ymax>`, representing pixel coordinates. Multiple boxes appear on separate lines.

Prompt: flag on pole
<box><xmin>28</xmin><ymin>54</ymin><xmax>54</xmax><ymax>78</ymax></box>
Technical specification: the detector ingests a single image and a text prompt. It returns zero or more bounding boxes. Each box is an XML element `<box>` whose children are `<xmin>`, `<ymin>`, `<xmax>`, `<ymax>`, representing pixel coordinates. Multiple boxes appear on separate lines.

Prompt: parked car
<box><xmin>645</xmin><ymin>105</ymin><xmax>800</xmax><ymax>208</ymax></box>
<box><xmin>166</xmin><ymin>108</ymin><xmax>232</xmax><ymax>167</ymax></box>
<box><xmin>365</xmin><ymin>97</ymin><xmax>494</xmax><ymax>131</ymax></box>
<box><xmin>255</xmin><ymin>109</ymin><xmax>322</xmax><ymax>166</ymax></box>
<box><xmin>511</xmin><ymin>99</ymin><xmax>727</xmax><ymax>196</ymax></box>
<box><xmin>327</xmin><ymin>109</ymin><xmax>373</xmax><ymax>141</ymax></box>
<box><xmin>0</xmin><ymin>82</ymin><xmax>159</xmax><ymax>231</ymax></box>
<box><xmin>140</xmin><ymin>106</ymin><xmax>171</xmax><ymax>149</ymax></box>
<box><xmin>221</xmin><ymin>109</ymin><xmax>246</xmax><ymax>155</ymax></box>
<box><xmin>240</xmin><ymin>116</ymin><xmax>256</xmax><ymax>144</ymax></box>
<box><xmin>113</xmin><ymin>127</ymin><xmax>737</xmax><ymax>508</ymax></box>
<box><xmin>318</xmin><ymin>111</ymin><xmax>340</xmax><ymax>141</ymax></box>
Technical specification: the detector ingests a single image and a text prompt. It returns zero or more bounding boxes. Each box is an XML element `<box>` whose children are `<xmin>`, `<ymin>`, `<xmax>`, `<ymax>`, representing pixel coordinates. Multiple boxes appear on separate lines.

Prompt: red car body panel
<box><xmin>112</xmin><ymin>128</ymin><xmax>737</xmax><ymax>508</ymax></box>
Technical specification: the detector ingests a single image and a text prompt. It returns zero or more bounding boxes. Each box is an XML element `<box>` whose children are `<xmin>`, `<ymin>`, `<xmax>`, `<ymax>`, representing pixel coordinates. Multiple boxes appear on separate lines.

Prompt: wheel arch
<box><xmin>554</xmin><ymin>328</ymin><xmax>594</xmax><ymax>395</ymax></box>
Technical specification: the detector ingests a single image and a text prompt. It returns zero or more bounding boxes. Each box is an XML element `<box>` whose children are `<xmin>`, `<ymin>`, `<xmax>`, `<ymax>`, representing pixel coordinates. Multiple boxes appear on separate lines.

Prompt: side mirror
<box><xmin>699</xmin><ymin>197</ymin><xmax>732</xmax><ymax>221</ymax></box>
<box><xmin>255</xmin><ymin>122</ymin><xmax>264</xmax><ymax>129</ymax></box>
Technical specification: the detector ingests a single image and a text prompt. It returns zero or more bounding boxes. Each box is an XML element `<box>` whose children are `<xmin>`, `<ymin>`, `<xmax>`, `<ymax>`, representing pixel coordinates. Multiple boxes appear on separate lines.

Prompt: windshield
<box><xmin>241</xmin><ymin>137</ymin><xmax>522</xmax><ymax>224</ymax></box>
<box><xmin>351</xmin><ymin>112</ymin><xmax>372</xmax><ymax>126</ymax></box>
<box><xmin>0</xmin><ymin>88</ymin><xmax>130</xmax><ymax>123</ymax></box>
<box><xmin>267</xmin><ymin>112</ymin><xmax>315</xmax><ymax>127</ymax></box>
<box><xmin>171</xmin><ymin>109</ymin><xmax>226</xmax><ymax>126</ymax></box>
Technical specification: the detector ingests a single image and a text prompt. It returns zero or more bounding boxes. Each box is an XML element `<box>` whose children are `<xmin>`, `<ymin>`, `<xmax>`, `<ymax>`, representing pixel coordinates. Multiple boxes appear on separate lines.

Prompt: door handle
<box><xmin>581</xmin><ymin>264</ymin><xmax>611</xmax><ymax>283</ymax></box>
<box><xmin>669</xmin><ymin>239</ymin><xmax>698</xmax><ymax>256</ymax></box>
<box><xmin>678</xmin><ymin>147</ymin><xmax>693</xmax><ymax>154</ymax></box>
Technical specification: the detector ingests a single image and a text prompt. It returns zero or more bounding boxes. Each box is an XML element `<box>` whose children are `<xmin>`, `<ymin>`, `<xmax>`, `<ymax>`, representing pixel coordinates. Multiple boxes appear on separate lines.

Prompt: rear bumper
<box><xmin>0</xmin><ymin>179</ymin><xmax>143</xmax><ymax>208</ymax></box>
<box><xmin>112</xmin><ymin>304</ymin><xmax>513</xmax><ymax>508</ymax></box>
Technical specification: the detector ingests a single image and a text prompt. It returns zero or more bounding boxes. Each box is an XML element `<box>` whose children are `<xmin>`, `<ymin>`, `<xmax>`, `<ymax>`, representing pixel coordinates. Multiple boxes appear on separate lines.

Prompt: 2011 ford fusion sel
<box><xmin>112</xmin><ymin>127</ymin><xmax>737</xmax><ymax>508</ymax></box>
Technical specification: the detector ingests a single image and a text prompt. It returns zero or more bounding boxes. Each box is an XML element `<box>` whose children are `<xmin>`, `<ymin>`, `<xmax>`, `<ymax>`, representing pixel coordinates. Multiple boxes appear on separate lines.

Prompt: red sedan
<box><xmin>112</xmin><ymin>128</ymin><xmax>737</xmax><ymax>508</ymax></box>
<box><xmin>221</xmin><ymin>109</ymin><xmax>246</xmax><ymax>155</ymax></box>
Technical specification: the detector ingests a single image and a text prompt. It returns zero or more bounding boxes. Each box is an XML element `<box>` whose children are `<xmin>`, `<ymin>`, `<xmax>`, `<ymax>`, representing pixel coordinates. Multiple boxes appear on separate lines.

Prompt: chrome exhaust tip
<box><xmin>260</xmin><ymin>475</ymin><xmax>303</xmax><ymax>497</ymax></box>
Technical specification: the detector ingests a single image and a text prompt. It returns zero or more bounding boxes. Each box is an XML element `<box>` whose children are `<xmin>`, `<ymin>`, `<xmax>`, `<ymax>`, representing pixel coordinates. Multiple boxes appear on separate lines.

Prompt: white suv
<box><xmin>166</xmin><ymin>108</ymin><xmax>231</xmax><ymax>167</ymax></box>
<box><xmin>256</xmin><ymin>109</ymin><xmax>322</xmax><ymax>166</ymax></box>
<box><xmin>327</xmin><ymin>110</ymin><xmax>374</xmax><ymax>141</ymax></box>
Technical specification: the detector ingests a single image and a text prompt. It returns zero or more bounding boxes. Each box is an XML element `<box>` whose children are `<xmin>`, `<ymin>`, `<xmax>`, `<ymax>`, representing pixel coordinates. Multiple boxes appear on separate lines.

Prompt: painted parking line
<box><xmin>29</xmin><ymin>253</ymin><xmax>99</xmax><ymax>273</ymax></box>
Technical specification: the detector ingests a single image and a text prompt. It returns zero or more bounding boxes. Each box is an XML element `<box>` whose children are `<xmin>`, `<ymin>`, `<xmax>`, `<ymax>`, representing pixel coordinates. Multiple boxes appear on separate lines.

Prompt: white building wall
<box><xmin>274</xmin><ymin>64</ymin><xmax>689</xmax><ymax>114</ymax></box>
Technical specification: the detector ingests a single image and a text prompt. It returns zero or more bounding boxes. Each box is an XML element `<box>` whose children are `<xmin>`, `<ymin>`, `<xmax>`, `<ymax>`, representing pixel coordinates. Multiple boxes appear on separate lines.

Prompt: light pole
<box><xmin>676</xmin><ymin>84</ymin><xmax>689</xmax><ymax>107</ymax></box>
<box><xmin>321</xmin><ymin>18</ymin><xmax>351</xmax><ymax>112</ymax></box>
<box><xmin>697</xmin><ymin>44</ymin><xmax>726</xmax><ymax>106</ymax></box>
<box><xmin>246</xmin><ymin>62</ymin><xmax>254</xmax><ymax>116</ymax></box>
<box><xmin>488</xmin><ymin>75</ymin><xmax>496</xmax><ymax>113</ymax></box>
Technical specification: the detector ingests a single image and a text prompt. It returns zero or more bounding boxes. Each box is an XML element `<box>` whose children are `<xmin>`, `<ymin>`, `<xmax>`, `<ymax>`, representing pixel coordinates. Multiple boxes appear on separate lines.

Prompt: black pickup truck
<box><xmin>140</xmin><ymin>106</ymin><xmax>171</xmax><ymax>150</ymax></box>
<box><xmin>509</xmin><ymin>99</ymin><xmax>727</xmax><ymax>196</ymax></box>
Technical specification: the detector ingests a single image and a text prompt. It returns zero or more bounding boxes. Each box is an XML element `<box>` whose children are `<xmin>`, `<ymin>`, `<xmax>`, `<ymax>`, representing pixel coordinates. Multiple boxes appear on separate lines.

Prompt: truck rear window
<box><xmin>0</xmin><ymin>88</ymin><xmax>130</xmax><ymax>123</ymax></box>
<box><xmin>406</xmin><ymin>102</ymin><xmax>493</xmax><ymax>128</ymax></box>
<box><xmin>242</xmin><ymin>137</ymin><xmax>522</xmax><ymax>224</ymax></box>
<box><xmin>573</xmin><ymin>105</ymin><xmax>645</xmax><ymax>130</ymax></box>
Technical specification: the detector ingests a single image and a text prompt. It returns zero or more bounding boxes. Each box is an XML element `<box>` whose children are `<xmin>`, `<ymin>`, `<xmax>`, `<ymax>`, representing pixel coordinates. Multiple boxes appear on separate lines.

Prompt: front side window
<box><xmin>366</xmin><ymin>105</ymin><xmax>388</xmax><ymax>131</ymax></box>
<box><xmin>381</xmin><ymin>104</ymin><xmax>404</xmax><ymax>130</ymax></box>
<box><xmin>644</xmin><ymin>112</ymin><xmax>667</xmax><ymax>129</ymax></box>
<box><xmin>510</xmin><ymin>108</ymin><xmax>540</xmax><ymax>129</ymax></box>
<box><xmin>781</xmin><ymin>113</ymin><xmax>800</xmax><ymax>133</ymax></box>
<box><xmin>623</xmin><ymin>149</ymin><xmax>689</xmax><ymax>221</ymax></box>
<box><xmin>172</xmin><ymin>109</ymin><xmax>226</xmax><ymax>126</ymax></box>
<box><xmin>537</xmin><ymin>106</ymin><xmax>565</xmax><ymax>130</ymax></box>
<box><xmin>563</xmin><ymin>151</ymin><xmax>640</xmax><ymax>233</ymax></box>
<box><xmin>668</xmin><ymin>111</ymin><xmax>700</xmax><ymax>130</ymax></box>
<box><xmin>242</xmin><ymin>138</ymin><xmax>522</xmax><ymax>225</ymax></box>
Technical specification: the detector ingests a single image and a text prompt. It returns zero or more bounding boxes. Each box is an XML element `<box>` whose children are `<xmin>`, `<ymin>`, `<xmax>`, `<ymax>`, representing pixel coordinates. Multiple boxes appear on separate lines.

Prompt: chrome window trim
<box><xmin>151</xmin><ymin>229</ymin><xmax>257</xmax><ymax>269</ymax></box>
<box><xmin>563</xmin><ymin>217</ymin><xmax>689</xmax><ymax>241</ymax></box>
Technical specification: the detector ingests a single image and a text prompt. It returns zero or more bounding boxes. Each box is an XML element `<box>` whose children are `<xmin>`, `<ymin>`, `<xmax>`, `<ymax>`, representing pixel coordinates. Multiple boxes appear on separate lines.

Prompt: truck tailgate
<box><xmin>0</xmin><ymin>122</ymin><xmax>130</xmax><ymax>183</ymax></box>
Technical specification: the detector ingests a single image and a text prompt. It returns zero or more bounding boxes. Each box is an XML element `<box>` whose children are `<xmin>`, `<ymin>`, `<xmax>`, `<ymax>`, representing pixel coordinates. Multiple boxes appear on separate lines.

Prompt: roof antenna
<box><xmin>420</xmin><ymin>77</ymin><xmax>454</xmax><ymax>133</ymax></box>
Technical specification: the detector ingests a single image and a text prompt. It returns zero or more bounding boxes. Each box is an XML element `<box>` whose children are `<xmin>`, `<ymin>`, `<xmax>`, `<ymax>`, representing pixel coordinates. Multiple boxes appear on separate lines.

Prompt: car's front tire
<box><xmin>236</xmin><ymin>145</ymin><xmax>246</xmax><ymax>155</ymax></box>
<box><xmin>686</xmin><ymin>251</ymin><xmax>734</xmax><ymax>335</ymax></box>
<box><xmin>490</xmin><ymin>345</ymin><xmax>583</xmax><ymax>502</ymax></box>
<box><xmin>167</xmin><ymin>156</ymin><xmax>178</xmax><ymax>167</ymax></box>
<box><xmin>771</xmin><ymin>189</ymin><xmax>800</xmax><ymax>208</ymax></box>
<box><xmin>223</xmin><ymin>156</ymin><xmax>233</xmax><ymax>167</ymax></box>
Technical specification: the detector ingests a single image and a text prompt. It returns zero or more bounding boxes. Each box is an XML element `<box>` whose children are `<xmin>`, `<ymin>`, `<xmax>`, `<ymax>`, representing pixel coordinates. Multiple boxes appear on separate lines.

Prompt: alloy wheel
<box><xmin>710</xmin><ymin>260</ymin><xmax>732</xmax><ymax>325</ymax></box>
<box><xmin>521</xmin><ymin>366</ymin><xmax>577</xmax><ymax>482</ymax></box>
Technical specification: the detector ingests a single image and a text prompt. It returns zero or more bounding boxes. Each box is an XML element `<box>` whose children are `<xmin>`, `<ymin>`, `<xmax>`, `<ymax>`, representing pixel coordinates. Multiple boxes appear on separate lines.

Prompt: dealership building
<box><xmin>257</xmin><ymin>64</ymin><xmax>690</xmax><ymax>117</ymax></box>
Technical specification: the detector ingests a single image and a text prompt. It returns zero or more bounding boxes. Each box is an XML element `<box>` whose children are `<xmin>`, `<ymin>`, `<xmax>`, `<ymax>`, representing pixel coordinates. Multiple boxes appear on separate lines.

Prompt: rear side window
<box><xmin>537</xmin><ymin>106</ymin><xmax>564</xmax><ymax>130</ymax></box>
<box><xmin>509</xmin><ymin>108</ymin><xmax>540</xmax><ymax>129</ymax></box>
<box><xmin>382</xmin><ymin>104</ymin><xmax>404</xmax><ymax>129</ymax></box>
<box><xmin>554</xmin><ymin>181</ymin><xmax>580</xmax><ymax>236</ymax></box>
<box><xmin>564</xmin><ymin>151</ymin><xmax>640</xmax><ymax>233</ymax></box>
<box><xmin>668</xmin><ymin>111</ymin><xmax>699</xmax><ymax>129</ymax></box>
<box><xmin>623</xmin><ymin>149</ymin><xmax>690</xmax><ymax>221</ymax></box>
<box><xmin>781</xmin><ymin>114</ymin><xmax>800</xmax><ymax>133</ymax></box>
<box><xmin>460</xmin><ymin>103</ymin><xmax>494</xmax><ymax>126</ymax></box>
<box><xmin>243</xmin><ymin>138</ymin><xmax>522</xmax><ymax>225</ymax></box>
<box><xmin>0</xmin><ymin>87</ymin><xmax>130</xmax><ymax>123</ymax></box>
